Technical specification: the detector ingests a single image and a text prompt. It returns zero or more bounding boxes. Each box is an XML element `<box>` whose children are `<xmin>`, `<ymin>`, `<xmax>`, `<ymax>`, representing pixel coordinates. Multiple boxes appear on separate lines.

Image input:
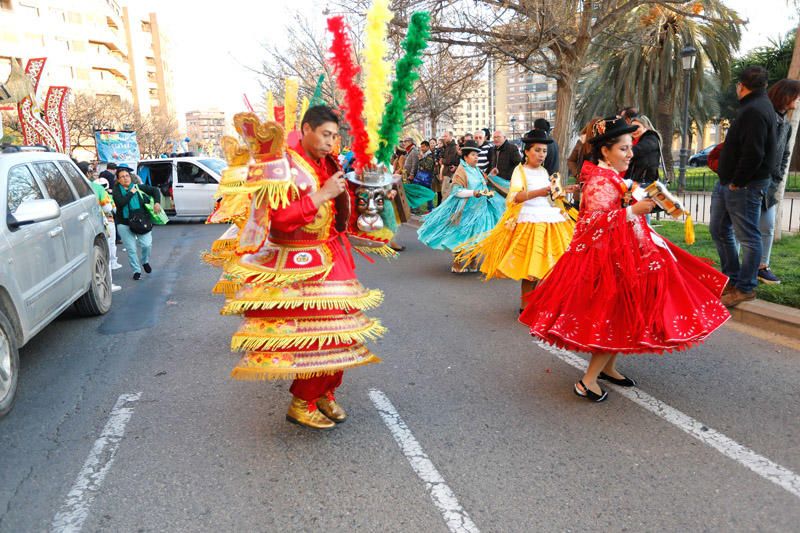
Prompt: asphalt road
<box><xmin>1</xmin><ymin>223</ymin><xmax>799</xmax><ymax>532</ymax></box>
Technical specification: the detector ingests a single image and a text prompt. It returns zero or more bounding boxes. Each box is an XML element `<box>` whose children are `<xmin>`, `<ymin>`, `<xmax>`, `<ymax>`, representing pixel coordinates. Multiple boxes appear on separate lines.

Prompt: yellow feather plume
<box><xmin>300</xmin><ymin>96</ymin><xmax>310</xmax><ymax>124</ymax></box>
<box><xmin>284</xmin><ymin>77</ymin><xmax>299</xmax><ymax>133</ymax></box>
<box><xmin>265</xmin><ymin>91</ymin><xmax>275</xmax><ymax>121</ymax></box>
<box><xmin>362</xmin><ymin>0</ymin><xmax>393</xmax><ymax>156</ymax></box>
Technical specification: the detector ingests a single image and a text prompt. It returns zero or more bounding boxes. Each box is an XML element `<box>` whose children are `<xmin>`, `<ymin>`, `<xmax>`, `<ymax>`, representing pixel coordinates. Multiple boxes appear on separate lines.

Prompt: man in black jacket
<box><xmin>534</xmin><ymin>118</ymin><xmax>559</xmax><ymax>175</ymax></box>
<box><xmin>710</xmin><ymin>66</ymin><xmax>778</xmax><ymax>307</ymax></box>
<box><xmin>490</xmin><ymin>130</ymin><xmax>521</xmax><ymax>181</ymax></box>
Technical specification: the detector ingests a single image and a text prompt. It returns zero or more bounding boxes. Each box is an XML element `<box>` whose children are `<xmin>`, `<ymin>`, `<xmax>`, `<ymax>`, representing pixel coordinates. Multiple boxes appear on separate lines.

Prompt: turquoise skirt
<box><xmin>417</xmin><ymin>193</ymin><xmax>505</xmax><ymax>251</ymax></box>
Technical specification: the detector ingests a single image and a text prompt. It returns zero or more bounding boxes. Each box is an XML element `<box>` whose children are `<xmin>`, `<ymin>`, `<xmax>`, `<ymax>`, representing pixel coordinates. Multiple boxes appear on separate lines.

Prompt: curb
<box><xmin>730</xmin><ymin>298</ymin><xmax>800</xmax><ymax>340</ymax></box>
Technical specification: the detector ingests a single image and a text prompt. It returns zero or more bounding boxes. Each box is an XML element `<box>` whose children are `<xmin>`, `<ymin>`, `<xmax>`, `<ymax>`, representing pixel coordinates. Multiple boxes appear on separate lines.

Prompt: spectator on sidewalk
<box><xmin>758</xmin><ymin>79</ymin><xmax>800</xmax><ymax>285</ymax></box>
<box><xmin>533</xmin><ymin>118</ymin><xmax>559</xmax><ymax>175</ymax></box>
<box><xmin>490</xmin><ymin>130</ymin><xmax>522</xmax><ymax>182</ymax></box>
<box><xmin>475</xmin><ymin>128</ymin><xmax>494</xmax><ymax>175</ymax></box>
<box><xmin>440</xmin><ymin>130</ymin><xmax>460</xmax><ymax>199</ymax></box>
<box><xmin>402</xmin><ymin>137</ymin><xmax>419</xmax><ymax>180</ymax></box>
<box><xmin>710</xmin><ymin>66</ymin><xmax>778</xmax><ymax>307</ymax></box>
<box><xmin>626</xmin><ymin>114</ymin><xmax>663</xmax><ymax>186</ymax></box>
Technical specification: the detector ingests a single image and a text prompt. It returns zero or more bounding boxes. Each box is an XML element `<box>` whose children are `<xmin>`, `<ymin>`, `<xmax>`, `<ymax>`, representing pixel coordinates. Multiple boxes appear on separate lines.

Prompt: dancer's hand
<box><xmin>631</xmin><ymin>198</ymin><xmax>656</xmax><ymax>216</ymax></box>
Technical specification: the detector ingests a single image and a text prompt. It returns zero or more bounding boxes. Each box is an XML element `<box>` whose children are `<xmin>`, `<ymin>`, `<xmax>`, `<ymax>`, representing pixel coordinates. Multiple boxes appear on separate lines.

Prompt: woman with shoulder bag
<box><xmin>112</xmin><ymin>167</ymin><xmax>162</xmax><ymax>280</ymax></box>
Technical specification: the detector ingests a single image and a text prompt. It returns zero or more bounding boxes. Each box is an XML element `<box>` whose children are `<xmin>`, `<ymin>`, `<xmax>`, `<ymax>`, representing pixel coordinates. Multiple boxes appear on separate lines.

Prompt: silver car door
<box><xmin>4</xmin><ymin>163</ymin><xmax>71</xmax><ymax>328</ymax></box>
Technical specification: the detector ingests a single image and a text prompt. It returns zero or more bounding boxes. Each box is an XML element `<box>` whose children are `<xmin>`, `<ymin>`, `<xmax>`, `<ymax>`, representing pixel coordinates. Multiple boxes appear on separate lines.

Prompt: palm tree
<box><xmin>576</xmin><ymin>1</ymin><xmax>742</xmax><ymax>181</ymax></box>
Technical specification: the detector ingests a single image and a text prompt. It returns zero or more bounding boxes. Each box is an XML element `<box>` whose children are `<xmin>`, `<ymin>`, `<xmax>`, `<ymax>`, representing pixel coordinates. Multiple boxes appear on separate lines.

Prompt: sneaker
<box><xmin>757</xmin><ymin>267</ymin><xmax>781</xmax><ymax>285</ymax></box>
<box><xmin>143</xmin><ymin>263</ymin><xmax>152</xmax><ymax>274</ymax></box>
<box><xmin>133</xmin><ymin>272</ymin><xmax>141</xmax><ymax>281</ymax></box>
<box><xmin>111</xmin><ymin>284</ymin><xmax>122</xmax><ymax>293</ymax></box>
<box><xmin>110</xmin><ymin>261</ymin><xmax>123</xmax><ymax>270</ymax></box>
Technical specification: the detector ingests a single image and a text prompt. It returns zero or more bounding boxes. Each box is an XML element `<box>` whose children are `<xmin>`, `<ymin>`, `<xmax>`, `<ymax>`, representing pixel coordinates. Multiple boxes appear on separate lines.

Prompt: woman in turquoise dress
<box><xmin>417</xmin><ymin>140</ymin><xmax>506</xmax><ymax>272</ymax></box>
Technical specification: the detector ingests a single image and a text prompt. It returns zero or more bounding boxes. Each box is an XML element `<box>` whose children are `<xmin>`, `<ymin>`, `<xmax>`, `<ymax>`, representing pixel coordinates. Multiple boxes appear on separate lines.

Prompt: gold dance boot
<box><xmin>286</xmin><ymin>397</ymin><xmax>336</xmax><ymax>430</ymax></box>
<box><xmin>316</xmin><ymin>391</ymin><xmax>347</xmax><ymax>423</ymax></box>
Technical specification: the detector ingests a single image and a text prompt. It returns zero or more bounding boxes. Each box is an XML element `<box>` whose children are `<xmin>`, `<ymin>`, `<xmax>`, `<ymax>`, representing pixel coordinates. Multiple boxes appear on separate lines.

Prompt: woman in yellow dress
<box><xmin>459</xmin><ymin>129</ymin><xmax>577</xmax><ymax>311</ymax></box>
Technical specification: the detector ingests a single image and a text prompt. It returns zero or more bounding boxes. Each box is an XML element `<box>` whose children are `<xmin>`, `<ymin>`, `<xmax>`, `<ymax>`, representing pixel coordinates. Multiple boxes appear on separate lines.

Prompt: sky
<box><xmin>141</xmin><ymin>0</ymin><xmax>800</xmax><ymax>130</ymax></box>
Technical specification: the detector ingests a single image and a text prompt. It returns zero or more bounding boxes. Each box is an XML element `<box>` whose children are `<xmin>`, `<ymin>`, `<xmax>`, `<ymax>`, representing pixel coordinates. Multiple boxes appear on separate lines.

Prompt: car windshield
<box><xmin>198</xmin><ymin>158</ymin><xmax>227</xmax><ymax>175</ymax></box>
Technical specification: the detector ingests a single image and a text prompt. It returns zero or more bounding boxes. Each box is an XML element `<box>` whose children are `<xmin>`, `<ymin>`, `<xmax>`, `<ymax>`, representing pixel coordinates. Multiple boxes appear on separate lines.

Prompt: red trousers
<box><xmin>289</xmin><ymin>371</ymin><xmax>344</xmax><ymax>402</ymax></box>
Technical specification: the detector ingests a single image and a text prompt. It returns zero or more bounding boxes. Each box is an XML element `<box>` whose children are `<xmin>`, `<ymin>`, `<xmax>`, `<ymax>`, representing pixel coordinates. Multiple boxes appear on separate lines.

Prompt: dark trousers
<box><xmin>709</xmin><ymin>180</ymin><xmax>769</xmax><ymax>293</ymax></box>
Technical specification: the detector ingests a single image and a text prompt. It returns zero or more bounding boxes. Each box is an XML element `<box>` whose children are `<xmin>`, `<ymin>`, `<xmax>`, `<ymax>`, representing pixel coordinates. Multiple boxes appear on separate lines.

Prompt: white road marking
<box><xmin>369</xmin><ymin>389</ymin><xmax>480</xmax><ymax>533</ymax></box>
<box><xmin>51</xmin><ymin>392</ymin><xmax>142</xmax><ymax>533</ymax></box>
<box><xmin>536</xmin><ymin>340</ymin><xmax>800</xmax><ymax>499</ymax></box>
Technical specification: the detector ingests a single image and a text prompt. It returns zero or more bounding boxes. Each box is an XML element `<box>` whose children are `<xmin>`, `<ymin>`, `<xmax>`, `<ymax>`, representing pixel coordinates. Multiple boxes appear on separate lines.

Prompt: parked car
<box><xmin>688</xmin><ymin>144</ymin><xmax>718</xmax><ymax>167</ymax></box>
<box><xmin>0</xmin><ymin>149</ymin><xmax>112</xmax><ymax>417</ymax></box>
<box><xmin>136</xmin><ymin>157</ymin><xmax>226</xmax><ymax>218</ymax></box>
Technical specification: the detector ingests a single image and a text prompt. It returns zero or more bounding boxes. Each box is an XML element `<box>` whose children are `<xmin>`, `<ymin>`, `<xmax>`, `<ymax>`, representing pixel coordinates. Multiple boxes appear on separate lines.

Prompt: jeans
<box><xmin>709</xmin><ymin>180</ymin><xmax>769</xmax><ymax>293</ymax></box>
<box><xmin>117</xmin><ymin>224</ymin><xmax>152</xmax><ymax>274</ymax></box>
<box><xmin>760</xmin><ymin>203</ymin><xmax>777</xmax><ymax>267</ymax></box>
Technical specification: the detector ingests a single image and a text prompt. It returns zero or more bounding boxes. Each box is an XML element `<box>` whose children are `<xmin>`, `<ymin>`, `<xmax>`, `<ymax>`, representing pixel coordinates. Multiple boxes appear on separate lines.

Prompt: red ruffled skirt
<box><xmin>519</xmin><ymin>211</ymin><xmax>730</xmax><ymax>354</ymax></box>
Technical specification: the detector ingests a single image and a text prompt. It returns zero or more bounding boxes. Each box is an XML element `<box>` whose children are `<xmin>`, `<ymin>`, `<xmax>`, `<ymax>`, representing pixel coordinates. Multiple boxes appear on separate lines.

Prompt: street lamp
<box><xmin>510</xmin><ymin>116</ymin><xmax>517</xmax><ymax>140</ymax></box>
<box><xmin>678</xmin><ymin>45</ymin><xmax>697</xmax><ymax>193</ymax></box>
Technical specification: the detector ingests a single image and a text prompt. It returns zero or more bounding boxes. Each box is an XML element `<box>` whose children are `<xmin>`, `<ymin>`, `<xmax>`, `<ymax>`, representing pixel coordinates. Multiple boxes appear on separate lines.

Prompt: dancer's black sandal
<box><xmin>573</xmin><ymin>380</ymin><xmax>608</xmax><ymax>402</ymax></box>
<box><xmin>598</xmin><ymin>372</ymin><xmax>637</xmax><ymax>387</ymax></box>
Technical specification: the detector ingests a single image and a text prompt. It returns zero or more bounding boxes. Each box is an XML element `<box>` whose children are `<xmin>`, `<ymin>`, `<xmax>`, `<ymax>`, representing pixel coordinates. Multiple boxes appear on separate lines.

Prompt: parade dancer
<box><xmin>417</xmin><ymin>140</ymin><xmax>506</xmax><ymax>272</ymax></box>
<box><xmin>519</xmin><ymin>117</ymin><xmax>730</xmax><ymax>402</ymax></box>
<box><xmin>219</xmin><ymin>108</ymin><xmax>386</xmax><ymax>430</ymax></box>
<box><xmin>457</xmin><ymin>130</ymin><xmax>576</xmax><ymax>310</ymax></box>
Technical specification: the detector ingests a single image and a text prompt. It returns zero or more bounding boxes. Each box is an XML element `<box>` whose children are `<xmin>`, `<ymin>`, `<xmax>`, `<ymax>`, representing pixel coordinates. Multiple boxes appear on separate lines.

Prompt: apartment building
<box><xmin>0</xmin><ymin>0</ymin><xmax>174</xmax><ymax>117</ymax></box>
<box><xmin>185</xmin><ymin>109</ymin><xmax>225</xmax><ymax>155</ymax></box>
<box><xmin>494</xmin><ymin>64</ymin><xmax>557</xmax><ymax>138</ymax></box>
<box><xmin>451</xmin><ymin>80</ymin><xmax>491</xmax><ymax>138</ymax></box>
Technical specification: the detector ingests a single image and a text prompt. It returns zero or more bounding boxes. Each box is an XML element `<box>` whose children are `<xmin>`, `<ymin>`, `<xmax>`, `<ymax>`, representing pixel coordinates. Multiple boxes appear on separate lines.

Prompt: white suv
<box><xmin>0</xmin><ymin>149</ymin><xmax>112</xmax><ymax>417</ymax></box>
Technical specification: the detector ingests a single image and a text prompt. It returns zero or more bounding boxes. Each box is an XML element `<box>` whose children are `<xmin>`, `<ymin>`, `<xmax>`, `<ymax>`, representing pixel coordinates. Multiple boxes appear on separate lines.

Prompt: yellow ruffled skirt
<box><xmin>458</xmin><ymin>204</ymin><xmax>575</xmax><ymax>281</ymax></box>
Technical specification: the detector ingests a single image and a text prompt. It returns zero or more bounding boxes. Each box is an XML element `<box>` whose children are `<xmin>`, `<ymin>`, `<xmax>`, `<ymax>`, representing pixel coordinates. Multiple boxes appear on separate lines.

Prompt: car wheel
<box><xmin>74</xmin><ymin>240</ymin><xmax>113</xmax><ymax>317</ymax></box>
<box><xmin>0</xmin><ymin>311</ymin><xmax>19</xmax><ymax>418</ymax></box>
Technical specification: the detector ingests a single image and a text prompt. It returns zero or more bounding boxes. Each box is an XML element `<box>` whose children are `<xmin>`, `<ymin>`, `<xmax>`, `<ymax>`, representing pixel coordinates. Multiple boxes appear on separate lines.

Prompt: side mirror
<box><xmin>8</xmin><ymin>198</ymin><xmax>61</xmax><ymax>229</ymax></box>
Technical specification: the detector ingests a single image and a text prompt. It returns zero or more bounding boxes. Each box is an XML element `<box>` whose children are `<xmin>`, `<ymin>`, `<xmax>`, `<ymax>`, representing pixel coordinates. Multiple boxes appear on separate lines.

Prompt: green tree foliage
<box><xmin>718</xmin><ymin>33</ymin><xmax>795</xmax><ymax>120</ymax></box>
<box><xmin>576</xmin><ymin>2</ymin><xmax>742</xmax><ymax>178</ymax></box>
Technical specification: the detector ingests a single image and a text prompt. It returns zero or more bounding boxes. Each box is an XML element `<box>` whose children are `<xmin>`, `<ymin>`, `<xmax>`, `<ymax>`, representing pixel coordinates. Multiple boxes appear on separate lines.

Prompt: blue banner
<box><xmin>95</xmin><ymin>130</ymin><xmax>140</xmax><ymax>168</ymax></box>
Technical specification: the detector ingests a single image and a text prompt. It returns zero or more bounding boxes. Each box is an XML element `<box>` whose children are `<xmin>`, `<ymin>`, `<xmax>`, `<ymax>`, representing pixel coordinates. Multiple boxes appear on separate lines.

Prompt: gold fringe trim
<box><xmin>230</xmin><ymin>354</ymin><xmax>381</xmax><ymax>381</ymax></box>
<box><xmin>211</xmin><ymin>237</ymin><xmax>239</xmax><ymax>253</ymax></box>
<box><xmin>231</xmin><ymin>320</ymin><xmax>387</xmax><ymax>352</ymax></box>
<box><xmin>355</xmin><ymin>244</ymin><xmax>398</xmax><ymax>258</ymax></box>
<box><xmin>212</xmin><ymin>279</ymin><xmax>244</xmax><ymax>297</ymax></box>
<box><xmin>253</xmin><ymin>180</ymin><xmax>299</xmax><ymax>210</ymax></box>
<box><xmin>226</xmin><ymin>262</ymin><xmax>333</xmax><ymax>287</ymax></box>
<box><xmin>221</xmin><ymin>288</ymin><xmax>384</xmax><ymax>314</ymax></box>
<box><xmin>201</xmin><ymin>250</ymin><xmax>229</xmax><ymax>268</ymax></box>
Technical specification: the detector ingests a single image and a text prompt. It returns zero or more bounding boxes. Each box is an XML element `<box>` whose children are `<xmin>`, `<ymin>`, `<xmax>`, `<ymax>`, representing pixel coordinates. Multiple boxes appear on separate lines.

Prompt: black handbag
<box><xmin>127</xmin><ymin>206</ymin><xmax>152</xmax><ymax>234</ymax></box>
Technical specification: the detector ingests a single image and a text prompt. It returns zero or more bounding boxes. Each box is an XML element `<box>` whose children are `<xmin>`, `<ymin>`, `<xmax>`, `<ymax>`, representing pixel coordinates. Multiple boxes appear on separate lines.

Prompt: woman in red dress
<box><xmin>519</xmin><ymin>117</ymin><xmax>730</xmax><ymax>402</ymax></box>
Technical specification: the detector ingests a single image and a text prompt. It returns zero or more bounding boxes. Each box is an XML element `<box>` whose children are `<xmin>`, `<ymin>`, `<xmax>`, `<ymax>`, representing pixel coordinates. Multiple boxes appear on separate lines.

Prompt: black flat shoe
<box><xmin>143</xmin><ymin>263</ymin><xmax>152</xmax><ymax>273</ymax></box>
<box><xmin>574</xmin><ymin>380</ymin><xmax>608</xmax><ymax>402</ymax></box>
<box><xmin>598</xmin><ymin>372</ymin><xmax>637</xmax><ymax>387</ymax></box>
<box><xmin>133</xmin><ymin>272</ymin><xmax>141</xmax><ymax>281</ymax></box>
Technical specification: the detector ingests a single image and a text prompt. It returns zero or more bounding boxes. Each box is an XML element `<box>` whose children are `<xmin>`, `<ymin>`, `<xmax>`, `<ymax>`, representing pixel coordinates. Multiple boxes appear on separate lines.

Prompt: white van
<box><xmin>136</xmin><ymin>157</ymin><xmax>226</xmax><ymax>218</ymax></box>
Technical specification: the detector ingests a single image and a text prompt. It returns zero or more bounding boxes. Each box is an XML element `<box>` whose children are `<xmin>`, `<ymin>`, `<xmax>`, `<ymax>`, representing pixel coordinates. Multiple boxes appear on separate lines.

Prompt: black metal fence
<box><xmin>662</xmin><ymin>169</ymin><xmax>800</xmax><ymax>193</ymax></box>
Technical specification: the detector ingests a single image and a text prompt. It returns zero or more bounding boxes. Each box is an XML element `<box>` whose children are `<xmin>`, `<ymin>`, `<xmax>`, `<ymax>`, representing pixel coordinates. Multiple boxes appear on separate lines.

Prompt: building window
<box><xmin>18</xmin><ymin>3</ymin><xmax>38</xmax><ymax>16</ymax></box>
<box><xmin>141</xmin><ymin>21</ymin><xmax>151</xmax><ymax>32</ymax></box>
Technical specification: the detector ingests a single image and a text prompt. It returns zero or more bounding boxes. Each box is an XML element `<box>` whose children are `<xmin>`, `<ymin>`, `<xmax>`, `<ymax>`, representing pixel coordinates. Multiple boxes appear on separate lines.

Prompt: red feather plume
<box><xmin>327</xmin><ymin>16</ymin><xmax>371</xmax><ymax>172</ymax></box>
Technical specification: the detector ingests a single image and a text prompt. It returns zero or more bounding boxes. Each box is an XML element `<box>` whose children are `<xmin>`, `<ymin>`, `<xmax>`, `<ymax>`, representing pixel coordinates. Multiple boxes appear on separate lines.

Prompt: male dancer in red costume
<box><xmin>221</xmin><ymin>106</ymin><xmax>386</xmax><ymax>429</ymax></box>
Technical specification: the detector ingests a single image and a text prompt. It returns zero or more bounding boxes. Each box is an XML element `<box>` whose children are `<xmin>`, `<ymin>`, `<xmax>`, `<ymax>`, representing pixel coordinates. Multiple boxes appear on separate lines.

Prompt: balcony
<box><xmin>91</xmin><ymin>51</ymin><xmax>127</xmax><ymax>79</ymax></box>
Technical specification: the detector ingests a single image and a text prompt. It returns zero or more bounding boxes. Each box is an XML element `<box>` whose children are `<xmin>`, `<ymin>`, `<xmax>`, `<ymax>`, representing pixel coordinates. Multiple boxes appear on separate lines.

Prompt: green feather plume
<box><xmin>310</xmin><ymin>74</ymin><xmax>326</xmax><ymax>107</ymax></box>
<box><xmin>375</xmin><ymin>12</ymin><xmax>430</xmax><ymax>166</ymax></box>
